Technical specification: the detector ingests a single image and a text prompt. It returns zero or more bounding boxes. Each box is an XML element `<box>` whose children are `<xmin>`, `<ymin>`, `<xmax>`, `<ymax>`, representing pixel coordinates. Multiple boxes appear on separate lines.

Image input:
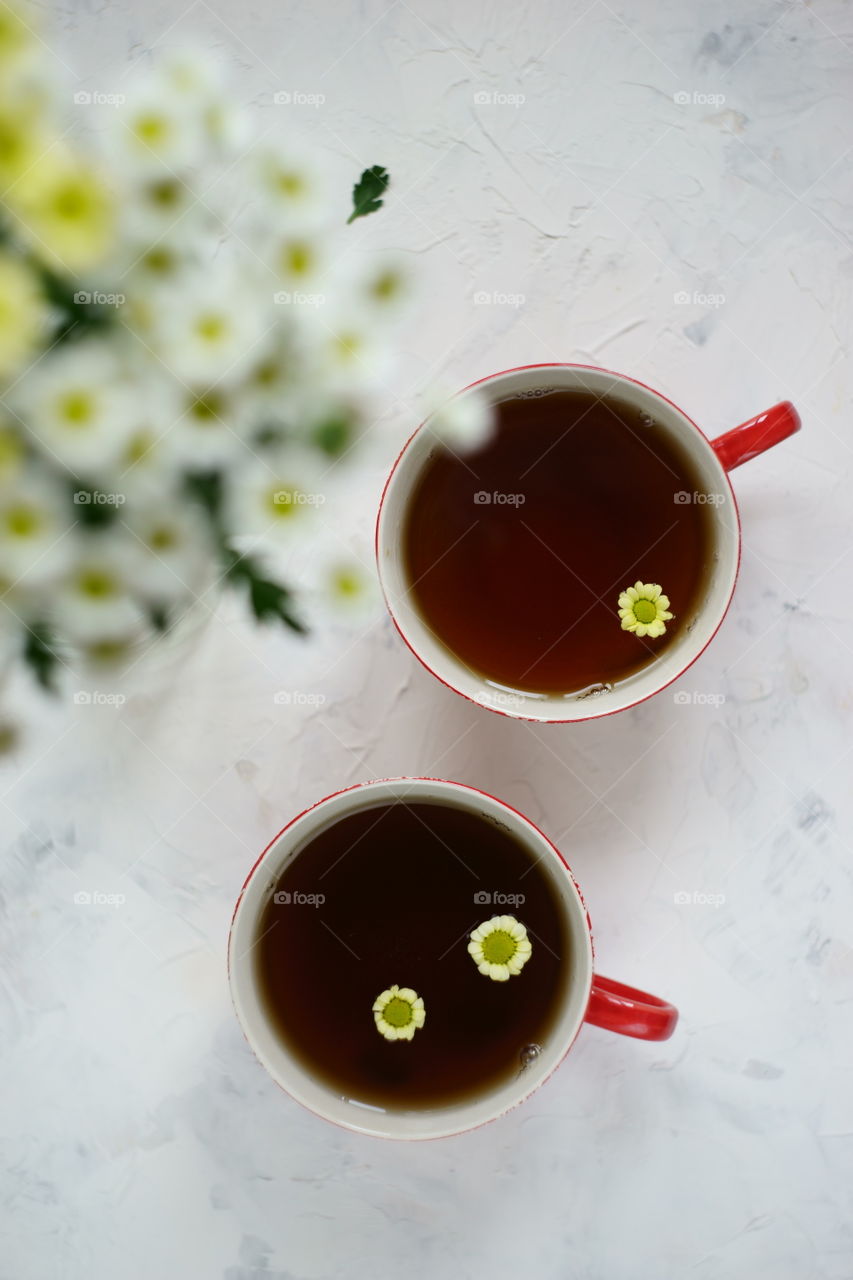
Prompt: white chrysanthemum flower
<box><xmin>121</xmin><ymin>501</ymin><xmax>212</xmax><ymax>604</ymax></box>
<box><xmin>165</xmin><ymin>384</ymin><xmax>255</xmax><ymax>468</ymax></box>
<box><xmin>354</xmin><ymin>251</ymin><xmax>414</xmax><ymax>322</ymax></box>
<box><xmin>110</xmin><ymin>80</ymin><xmax>203</xmax><ymax>175</ymax></box>
<box><xmin>425</xmin><ymin>385</ymin><xmax>495</xmax><ymax>454</ymax></box>
<box><xmin>224</xmin><ymin>449</ymin><xmax>327</xmax><ymax>545</ymax></box>
<box><xmin>147</xmin><ymin>261</ymin><xmax>272</xmax><ymax>387</ymax></box>
<box><xmin>468</xmin><ymin>914</ymin><xmax>533</xmax><ymax>981</ymax></box>
<box><xmin>7</xmin><ymin>145</ymin><xmax>116</xmax><ymax>274</ymax></box>
<box><xmin>617</xmin><ymin>582</ymin><xmax>674</xmax><ymax>638</ymax></box>
<box><xmin>297</xmin><ymin>306</ymin><xmax>391</xmax><ymax>394</ymax></box>
<box><xmin>236</xmin><ymin>335</ymin><xmax>302</xmax><ymax>427</ymax></box>
<box><xmin>249</xmin><ymin>141</ymin><xmax>332</xmax><ymax>230</ymax></box>
<box><xmin>0</xmin><ymin>471</ymin><xmax>71</xmax><ymax>586</ymax></box>
<box><xmin>268</xmin><ymin>231</ymin><xmax>328</xmax><ymax>291</ymax></box>
<box><xmin>128</xmin><ymin>49</ymin><xmax>249</xmax><ymax>158</ymax></box>
<box><xmin>50</xmin><ymin>536</ymin><xmax>146</xmax><ymax>644</ymax></box>
<box><xmin>118</xmin><ymin>171</ymin><xmax>206</xmax><ymax>246</ymax></box>
<box><xmin>373</xmin><ymin>985</ymin><xmax>425</xmax><ymax>1042</ymax></box>
<box><xmin>0</xmin><ymin>250</ymin><xmax>47</xmax><ymax>382</ymax></box>
<box><xmin>11</xmin><ymin>340</ymin><xmax>138</xmax><ymax>474</ymax></box>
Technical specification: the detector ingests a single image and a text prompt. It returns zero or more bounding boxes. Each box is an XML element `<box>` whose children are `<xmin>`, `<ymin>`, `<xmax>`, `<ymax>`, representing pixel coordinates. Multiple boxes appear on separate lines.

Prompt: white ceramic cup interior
<box><xmin>228</xmin><ymin>778</ymin><xmax>594</xmax><ymax>1140</ymax></box>
<box><xmin>376</xmin><ymin>364</ymin><xmax>740</xmax><ymax>722</ymax></box>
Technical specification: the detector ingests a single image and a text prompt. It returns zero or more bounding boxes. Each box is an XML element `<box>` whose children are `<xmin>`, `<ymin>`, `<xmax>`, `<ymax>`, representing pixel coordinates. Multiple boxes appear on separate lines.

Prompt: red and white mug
<box><xmin>376</xmin><ymin>363</ymin><xmax>800</xmax><ymax>723</ymax></box>
<box><xmin>228</xmin><ymin>777</ymin><xmax>678</xmax><ymax>1140</ymax></box>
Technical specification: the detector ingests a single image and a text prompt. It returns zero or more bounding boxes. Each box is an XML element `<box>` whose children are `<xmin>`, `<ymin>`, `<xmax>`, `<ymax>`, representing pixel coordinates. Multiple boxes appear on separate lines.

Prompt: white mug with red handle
<box><xmin>376</xmin><ymin>363</ymin><xmax>800</xmax><ymax>723</ymax></box>
<box><xmin>228</xmin><ymin>777</ymin><xmax>677</xmax><ymax>1141</ymax></box>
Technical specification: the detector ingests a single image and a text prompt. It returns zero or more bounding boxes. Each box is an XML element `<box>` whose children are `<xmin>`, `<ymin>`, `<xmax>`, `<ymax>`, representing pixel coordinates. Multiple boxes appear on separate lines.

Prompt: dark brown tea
<box><xmin>403</xmin><ymin>388</ymin><xmax>716</xmax><ymax>696</ymax></box>
<box><xmin>254</xmin><ymin>801</ymin><xmax>568</xmax><ymax>1110</ymax></box>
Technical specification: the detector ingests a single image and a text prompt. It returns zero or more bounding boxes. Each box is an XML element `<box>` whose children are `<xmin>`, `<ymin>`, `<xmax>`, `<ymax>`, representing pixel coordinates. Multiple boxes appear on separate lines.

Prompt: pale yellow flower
<box><xmin>0</xmin><ymin>251</ymin><xmax>47</xmax><ymax>380</ymax></box>
<box><xmin>0</xmin><ymin>93</ymin><xmax>50</xmax><ymax>187</ymax></box>
<box><xmin>468</xmin><ymin>914</ymin><xmax>532</xmax><ymax>982</ymax></box>
<box><xmin>617</xmin><ymin>581</ymin><xmax>674</xmax><ymax>639</ymax></box>
<box><xmin>0</xmin><ymin>2</ymin><xmax>36</xmax><ymax>78</ymax></box>
<box><xmin>0</xmin><ymin>420</ymin><xmax>25</xmax><ymax>479</ymax></box>
<box><xmin>372</xmin><ymin>984</ymin><xmax>426</xmax><ymax>1042</ymax></box>
<box><xmin>10</xmin><ymin>147</ymin><xmax>116</xmax><ymax>273</ymax></box>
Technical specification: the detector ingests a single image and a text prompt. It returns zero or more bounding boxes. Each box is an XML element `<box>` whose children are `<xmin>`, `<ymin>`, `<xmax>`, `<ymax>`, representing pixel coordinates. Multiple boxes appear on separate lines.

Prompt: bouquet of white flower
<box><xmin>0</xmin><ymin>3</ymin><xmax>410</xmax><ymax>699</ymax></box>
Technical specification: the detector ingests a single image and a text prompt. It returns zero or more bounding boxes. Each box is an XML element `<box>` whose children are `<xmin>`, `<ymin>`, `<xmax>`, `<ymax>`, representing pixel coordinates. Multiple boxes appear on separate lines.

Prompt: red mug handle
<box><xmin>586</xmin><ymin>974</ymin><xmax>678</xmax><ymax>1041</ymax></box>
<box><xmin>711</xmin><ymin>400</ymin><xmax>800</xmax><ymax>471</ymax></box>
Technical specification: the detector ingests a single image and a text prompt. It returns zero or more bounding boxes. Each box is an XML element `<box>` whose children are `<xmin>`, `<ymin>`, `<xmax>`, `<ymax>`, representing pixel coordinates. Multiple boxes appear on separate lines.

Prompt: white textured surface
<box><xmin>3</xmin><ymin>1</ymin><xmax>853</xmax><ymax>1277</ymax></box>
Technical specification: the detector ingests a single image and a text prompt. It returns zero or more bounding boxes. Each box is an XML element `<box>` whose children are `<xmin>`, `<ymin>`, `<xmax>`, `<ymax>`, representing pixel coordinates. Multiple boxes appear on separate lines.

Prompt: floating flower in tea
<box><xmin>468</xmin><ymin>914</ymin><xmax>532</xmax><ymax>981</ymax></box>
<box><xmin>617</xmin><ymin>581</ymin><xmax>674</xmax><ymax>639</ymax></box>
<box><xmin>373</xmin><ymin>985</ymin><xmax>426</xmax><ymax>1042</ymax></box>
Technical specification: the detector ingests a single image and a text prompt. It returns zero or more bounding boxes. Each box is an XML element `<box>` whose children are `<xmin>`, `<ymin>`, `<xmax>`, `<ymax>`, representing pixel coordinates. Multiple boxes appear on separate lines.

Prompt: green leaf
<box><xmin>70</xmin><ymin>482</ymin><xmax>121</xmax><ymax>527</ymax></box>
<box><xmin>36</xmin><ymin>263</ymin><xmax>117</xmax><ymax>343</ymax></box>
<box><xmin>147</xmin><ymin>603</ymin><xmax>170</xmax><ymax>633</ymax></box>
<box><xmin>183</xmin><ymin>469</ymin><xmax>225</xmax><ymax>530</ymax></box>
<box><xmin>347</xmin><ymin>165</ymin><xmax>390</xmax><ymax>224</ymax></box>
<box><xmin>313</xmin><ymin>413</ymin><xmax>353</xmax><ymax>457</ymax></box>
<box><xmin>23</xmin><ymin>623</ymin><xmax>60</xmax><ymax>692</ymax></box>
<box><xmin>224</xmin><ymin>550</ymin><xmax>307</xmax><ymax>634</ymax></box>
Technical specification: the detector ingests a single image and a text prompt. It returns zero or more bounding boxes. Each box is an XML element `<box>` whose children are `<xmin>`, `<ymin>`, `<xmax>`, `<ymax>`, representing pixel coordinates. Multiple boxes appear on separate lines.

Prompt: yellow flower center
<box><xmin>481</xmin><ymin>930</ymin><xmax>516</xmax><ymax>965</ymax></box>
<box><xmin>148</xmin><ymin>525</ymin><xmax>177</xmax><ymax>551</ymax></box>
<box><xmin>269</xmin><ymin>486</ymin><xmax>302</xmax><ymax>518</ymax></box>
<box><xmin>86</xmin><ymin>638</ymin><xmax>132</xmax><ymax>664</ymax></box>
<box><xmin>147</xmin><ymin>178</ymin><xmax>182</xmax><ymax>208</ymax></box>
<box><xmin>195</xmin><ymin>313</ymin><xmax>227</xmax><ymax>343</ymax></box>
<box><xmin>5</xmin><ymin>503</ymin><xmax>41</xmax><ymax>538</ymax></box>
<box><xmin>276</xmin><ymin>171</ymin><xmax>305</xmax><ymax>197</ymax></box>
<box><xmin>134</xmin><ymin>114</ymin><xmax>170</xmax><ymax>147</ymax></box>
<box><xmin>332</xmin><ymin>568</ymin><xmax>361</xmax><ymax>598</ymax></box>
<box><xmin>633</xmin><ymin>599</ymin><xmax>657</xmax><ymax>624</ymax></box>
<box><xmin>189</xmin><ymin>392</ymin><xmax>225</xmax><ymax>422</ymax></box>
<box><xmin>52</xmin><ymin>183</ymin><xmax>88</xmax><ymax>220</ymax></box>
<box><xmin>77</xmin><ymin>568</ymin><xmax>117</xmax><ymax>599</ymax></box>
<box><xmin>59</xmin><ymin>391</ymin><xmax>95</xmax><ymax>426</ymax></box>
<box><xmin>142</xmin><ymin>246</ymin><xmax>176</xmax><ymax>274</ymax></box>
<box><xmin>382</xmin><ymin>997</ymin><xmax>414</xmax><ymax>1029</ymax></box>
<box><xmin>334</xmin><ymin>331</ymin><xmax>361</xmax><ymax>361</ymax></box>
<box><xmin>280</xmin><ymin>241</ymin><xmax>313</xmax><ymax>276</ymax></box>
<box><xmin>124</xmin><ymin>430</ymin><xmax>155</xmax><ymax>465</ymax></box>
<box><xmin>371</xmin><ymin>270</ymin><xmax>401</xmax><ymax>301</ymax></box>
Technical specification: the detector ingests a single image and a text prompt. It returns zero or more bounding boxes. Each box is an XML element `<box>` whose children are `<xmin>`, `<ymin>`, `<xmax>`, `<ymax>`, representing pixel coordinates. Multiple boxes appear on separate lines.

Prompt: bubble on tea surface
<box><xmin>639</xmin><ymin>411</ymin><xmax>654</xmax><ymax>427</ymax></box>
<box><xmin>520</xmin><ymin>1043</ymin><xmax>542</xmax><ymax>1069</ymax></box>
<box><xmin>573</xmin><ymin>681</ymin><xmax>613</xmax><ymax>701</ymax></box>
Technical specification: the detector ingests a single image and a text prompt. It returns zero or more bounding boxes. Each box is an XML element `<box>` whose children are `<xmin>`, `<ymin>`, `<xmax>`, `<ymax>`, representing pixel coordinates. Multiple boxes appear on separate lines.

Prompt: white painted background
<box><xmin>2</xmin><ymin>1</ymin><xmax>852</xmax><ymax>1277</ymax></box>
